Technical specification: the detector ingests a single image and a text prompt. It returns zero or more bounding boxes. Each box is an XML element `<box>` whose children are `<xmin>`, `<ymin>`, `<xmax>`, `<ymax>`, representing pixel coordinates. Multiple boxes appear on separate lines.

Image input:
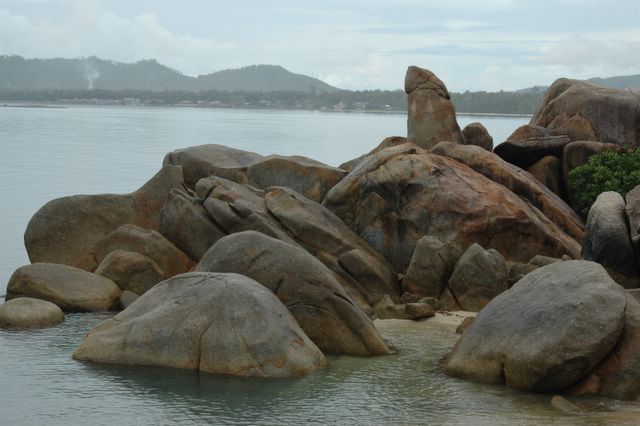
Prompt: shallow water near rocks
<box><xmin>2</xmin><ymin>106</ymin><xmax>639</xmax><ymax>424</ymax></box>
<box><xmin>0</xmin><ymin>312</ymin><xmax>638</xmax><ymax>425</ymax></box>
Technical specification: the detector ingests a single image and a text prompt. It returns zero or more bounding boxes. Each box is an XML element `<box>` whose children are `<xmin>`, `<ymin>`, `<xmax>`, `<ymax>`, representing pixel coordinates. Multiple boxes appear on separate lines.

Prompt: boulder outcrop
<box><xmin>402</xmin><ymin>236</ymin><xmax>461</xmax><ymax>299</ymax></box>
<box><xmin>6</xmin><ymin>263</ymin><xmax>120</xmax><ymax>312</ymax></box>
<box><xmin>95</xmin><ymin>250</ymin><xmax>164</xmax><ymax>295</ymax></box>
<box><xmin>0</xmin><ymin>297</ymin><xmax>64</xmax><ymax>329</ymax></box>
<box><xmin>159</xmin><ymin>189</ymin><xmax>226</xmax><ymax>261</ymax></box>
<box><xmin>447</xmin><ymin>244</ymin><xmax>508</xmax><ymax>312</ymax></box>
<box><xmin>405</xmin><ymin>66</ymin><xmax>464</xmax><ymax>149</ymax></box>
<box><xmin>324</xmin><ymin>143</ymin><xmax>582</xmax><ymax>272</ymax></box>
<box><xmin>445</xmin><ymin>261</ymin><xmax>627</xmax><ymax>392</ymax></box>
<box><xmin>582</xmin><ymin>192</ymin><xmax>639</xmax><ymax>287</ymax></box>
<box><xmin>431</xmin><ymin>142</ymin><xmax>584</xmax><ymax>243</ymax></box>
<box><xmin>493</xmin><ymin>135</ymin><xmax>571</xmax><ymax>170</ymax></box>
<box><xmin>164</xmin><ymin>144</ymin><xmax>346</xmax><ymax>202</ymax></box>
<box><xmin>190</xmin><ymin>176</ymin><xmax>399</xmax><ymax>307</ymax></box>
<box><xmin>24</xmin><ymin>165</ymin><xmax>185</xmax><ymax>269</ymax></box>
<box><xmin>531</xmin><ymin>78</ymin><xmax>640</xmax><ymax>148</ymax></box>
<box><xmin>569</xmin><ymin>295</ymin><xmax>640</xmax><ymax>400</ymax></box>
<box><xmin>526</xmin><ymin>156</ymin><xmax>564</xmax><ymax>198</ymax></box>
<box><xmin>462</xmin><ymin>122</ymin><xmax>493</xmax><ymax>151</ymax></box>
<box><xmin>84</xmin><ymin>224</ymin><xmax>195</xmax><ymax>277</ymax></box>
<box><xmin>195</xmin><ymin>231</ymin><xmax>390</xmax><ymax>356</ymax></box>
<box><xmin>73</xmin><ymin>272</ymin><xmax>326</xmax><ymax>378</ymax></box>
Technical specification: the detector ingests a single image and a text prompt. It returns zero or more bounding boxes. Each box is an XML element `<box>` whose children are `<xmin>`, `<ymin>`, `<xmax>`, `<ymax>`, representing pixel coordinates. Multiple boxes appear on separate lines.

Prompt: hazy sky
<box><xmin>1</xmin><ymin>0</ymin><xmax>639</xmax><ymax>91</ymax></box>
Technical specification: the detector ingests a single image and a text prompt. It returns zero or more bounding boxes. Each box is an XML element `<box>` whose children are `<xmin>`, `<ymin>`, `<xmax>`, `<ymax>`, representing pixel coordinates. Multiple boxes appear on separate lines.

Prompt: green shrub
<box><xmin>568</xmin><ymin>147</ymin><xmax>640</xmax><ymax>217</ymax></box>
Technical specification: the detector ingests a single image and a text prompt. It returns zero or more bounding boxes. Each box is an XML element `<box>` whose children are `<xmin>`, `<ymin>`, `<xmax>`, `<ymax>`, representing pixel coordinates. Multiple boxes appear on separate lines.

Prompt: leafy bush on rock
<box><xmin>569</xmin><ymin>148</ymin><xmax>640</xmax><ymax>217</ymax></box>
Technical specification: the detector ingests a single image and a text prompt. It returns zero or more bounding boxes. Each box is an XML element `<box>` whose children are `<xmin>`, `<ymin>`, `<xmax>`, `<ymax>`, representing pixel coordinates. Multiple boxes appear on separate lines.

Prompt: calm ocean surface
<box><xmin>2</xmin><ymin>106</ymin><xmax>638</xmax><ymax>425</ymax></box>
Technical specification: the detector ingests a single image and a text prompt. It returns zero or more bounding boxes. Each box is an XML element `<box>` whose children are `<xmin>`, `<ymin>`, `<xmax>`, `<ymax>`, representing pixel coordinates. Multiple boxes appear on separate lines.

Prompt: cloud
<box><xmin>0</xmin><ymin>1</ymin><xmax>237</xmax><ymax>75</ymax></box>
<box><xmin>537</xmin><ymin>34</ymin><xmax>640</xmax><ymax>71</ymax></box>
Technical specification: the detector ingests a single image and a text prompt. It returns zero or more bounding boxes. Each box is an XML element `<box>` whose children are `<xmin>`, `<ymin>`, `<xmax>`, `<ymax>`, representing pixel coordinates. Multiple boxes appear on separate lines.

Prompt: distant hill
<box><xmin>587</xmin><ymin>74</ymin><xmax>640</xmax><ymax>90</ymax></box>
<box><xmin>0</xmin><ymin>55</ymin><xmax>339</xmax><ymax>92</ymax></box>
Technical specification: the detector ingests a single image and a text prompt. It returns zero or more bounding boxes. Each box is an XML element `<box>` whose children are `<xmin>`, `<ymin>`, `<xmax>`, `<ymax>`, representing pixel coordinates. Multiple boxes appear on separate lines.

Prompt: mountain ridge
<box><xmin>0</xmin><ymin>55</ymin><xmax>339</xmax><ymax>93</ymax></box>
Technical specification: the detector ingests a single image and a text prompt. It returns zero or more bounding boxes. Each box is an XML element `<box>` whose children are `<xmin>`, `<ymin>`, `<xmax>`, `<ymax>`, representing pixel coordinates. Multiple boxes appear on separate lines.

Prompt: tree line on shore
<box><xmin>0</xmin><ymin>88</ymin><xmax>542</xmax><ymax>114</ymax></box>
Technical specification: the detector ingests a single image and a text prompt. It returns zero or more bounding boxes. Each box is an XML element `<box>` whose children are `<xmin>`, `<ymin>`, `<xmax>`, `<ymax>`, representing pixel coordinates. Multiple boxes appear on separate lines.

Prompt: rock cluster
<box><xmin>445</xmin><ymin>261</ymin><xmax>640</xmax><ymax>400</ymax></box>
<box><xmin>3</xmin><ymin>65</ymin><xmax>638</xmax><ymax>396</ymax></box>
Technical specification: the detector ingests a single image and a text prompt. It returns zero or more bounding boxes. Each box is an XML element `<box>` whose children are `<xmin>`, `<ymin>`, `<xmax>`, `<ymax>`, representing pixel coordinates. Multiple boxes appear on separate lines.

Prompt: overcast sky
<box><xmin>1</xmin><ymin>0</ymin><xmax>639</xmax><ymax>91</ymax></box>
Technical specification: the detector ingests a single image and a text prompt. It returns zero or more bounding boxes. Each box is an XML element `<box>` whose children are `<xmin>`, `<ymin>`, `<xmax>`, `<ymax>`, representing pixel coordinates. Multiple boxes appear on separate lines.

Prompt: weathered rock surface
<box><xmin>447</xmin><ymin>244</ymin><xmax>508</xmax><ymax>312</ymax></box>
<box><xmin>159</xmin><ymin>189</ymin><xmax>225</xmax><ymax>261</ymax></box>
<box><xmin>625</xmin><ymin>185</ymin><xmax>640</xmax><ymax>260</ymax></box>
<box><xmin>246</xmin><ymin>155</ymin><xmax>346</xmax><ymax>202</ymax></box>
<box><xmin>163</xmin><ymin>144</ymin><xmax>346</xmax><ymax>202</ymax></box>
<box><xmin>372</xmin><ymin>295</ymin><xmax>435</xmax><ymax>320</ymax></box>
<box><xmin>531</xmin><ymin>78</ymin><xmax>640</xmax><ymax>148</ymax></box>
<box><xmin>73</xmin><ymin>272</ymin><xmax>326</xmax><ymax>377</ymax></box>
<box><xmin>95</xmin><ymin>250</ymin><xmax>164</xmax><ymax>295</ymax></box>
<box><xmin>445</xmin><ymin>261</ymin><xmax>627</xmax><ymax>392</ymax></box>
<box><xmin>402</xmin><ymin>236</ymin><xmax>461</xmax><ymax>299</ymax></box>
<box><xmin>432</xmin><ymin>142</ymin><xmax>584</xmax><ymax>243</ymax></box>
<box><xmin>462</xmin><ymin>122</ymin><xmax>493</xmax><ymax>151</ymax></box>
<box><xmin>264</xmin><ymin>186</ymin><xmax>400</xmax><ymax>305</ymax></box>
<box><xmin>569</xmin><ymin>295</ymin><xmax>640</xmax><ymax>400</ymax></box>
<box><xmin>582</xmin><ymin>192</ymin><xmax>638</xmax><ymax>287</ymax></box>
<box><xmin>405</xmin><ymin>66</ymin><xmax>464</xmax><ymax>149</ymax></box>
<box><xmin>0</xmin><ymin>297</ymin><xmax>64</xmax><ymax>329</ymax></box>
<box><xmin>25</xmin><ymin>165</ymin><xmax>184</xmax><ymax>269</ymax></box>
<box><xmin>194</xmin><ymin>176</ymin><xmax>399</xmax><ymax>307</ymax></box>
<box><xmin>196</xmin><ymin>231</ymin><xmax>390</xmax><ymax>356</ymax></box>
<box><xmin>324</xmin><ymin>144</ymin><xmax>582</xmax><ymax>271</ymax></box>
<box><xmin>163</xmin><ymin>144</ymin><xmax>262</xmax><ymax>188</ymax></box>
<box><xmin>87</xmin><ymin>225</ymin><xmax>195</xmax><ymax>278</ymax></box>
<box><xmin>6</xmin><ymin>263</ymin><xmax>120</xmax><ymax>312</ymax></box>
<box><xmin>526</xmin><ymin>156</ymin><xmax>563</xmax><ymax>198</ymax></box>
<box><xmin>119</xmin><ymin>290</ymin><xmax>138</xmax><ymax>310</ymax></box>
<box><xmin>493</xmin><ymin>135</ymin><xmax>571</xmax><ymax>170</ymax></box>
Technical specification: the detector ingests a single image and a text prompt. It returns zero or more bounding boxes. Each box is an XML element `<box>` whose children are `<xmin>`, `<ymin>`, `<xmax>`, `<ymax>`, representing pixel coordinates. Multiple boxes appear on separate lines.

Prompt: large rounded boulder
<box><xmin>323</xmin><ymin>144</ymin><xmax>581</xmax><ymax>272</ymax></box>
<box><xmin>73</xmin><ymin>272</ymin><xmax>325</xmax><ymax>378</ymax></box>
<box><xmin>24</xmin><ymin>165</ymin><xmax>184</xmax><ymax>269</ymax></box>
<box><xmin>531</xmin><ymin>78</ymin><xmax>640</xmax><ymax>148</ymax></box>
<box><xmin>6</xmin><ymin>263</ymin><xmax>121</xmax><ymax>312</ymax></box>
<box><xmin>196</xmin><ymin>231</ymin><xmax>390</xmax><ymax>356</ymax></box>
<box><xmin>0</xmin><ymin>297</ymin><xmax>64</xmax><ymax>329</ymax></box>
<box><xmin>445</xmin><ymin>260</ymin><xmax>627</xmax><ymax>392</ymax></box>
<box><xmin>582</xmin><ymin>191</ymin><xmax>638</xmax><ymax>287</ymax></box>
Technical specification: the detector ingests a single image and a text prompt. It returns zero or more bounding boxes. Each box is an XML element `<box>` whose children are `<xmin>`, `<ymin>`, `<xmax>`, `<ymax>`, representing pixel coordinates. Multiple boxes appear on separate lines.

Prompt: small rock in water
<box><xmin>550</xmin><ymin>395</ymin><xmax>581</xmax><ymax>414</ymax></box>
<box><xmin>0</xmin><ymin>297</ymin><xmax>64</xmax><ymax>329</ymax></box>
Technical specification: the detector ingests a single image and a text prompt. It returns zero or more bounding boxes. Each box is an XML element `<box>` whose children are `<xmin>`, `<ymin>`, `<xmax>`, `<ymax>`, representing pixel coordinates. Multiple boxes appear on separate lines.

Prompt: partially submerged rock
<box><xmin>6</xmin><ymin>263</ymin><xmax>120</xmax><ymax>312</ymax></box>
<box><xmin>405</xmin><ymin>66</ymin><xmax>464</xmax><ymax>149</ymax></box>
<box><xmin>0</xmin><ymin>297</ymin><xmax>64</xmax><ymax>329</ymax></box>
<box><xmin>569</xmin><ymin>295</ymin><xmax>640</xmax><ymax>400</ymax></box>
<box><xmin>445</xmin><ymin>261</ymin><xmax>627</xmax><ymax>392</ymax></box>
<box><xmin>196</xmin><ymin>231</ymin><xmax>391</xmax><ymax>356</ymax></box>
<box><xmin>73</xmin><ymin>272</ymin><xmax>326</xmax><ymax>378</ymax></box>
<box><xmin>24</xmin><ymin>165</ymin><xmax>184</xmax><ymax>269</ymax></box>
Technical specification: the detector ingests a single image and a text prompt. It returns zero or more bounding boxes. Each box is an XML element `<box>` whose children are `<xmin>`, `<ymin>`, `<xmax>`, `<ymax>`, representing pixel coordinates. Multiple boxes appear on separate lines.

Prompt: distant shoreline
<box><xmin>1</xmin><ymin>101</ymin><xmax>532</xmax><ymax>118</ymax></box>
